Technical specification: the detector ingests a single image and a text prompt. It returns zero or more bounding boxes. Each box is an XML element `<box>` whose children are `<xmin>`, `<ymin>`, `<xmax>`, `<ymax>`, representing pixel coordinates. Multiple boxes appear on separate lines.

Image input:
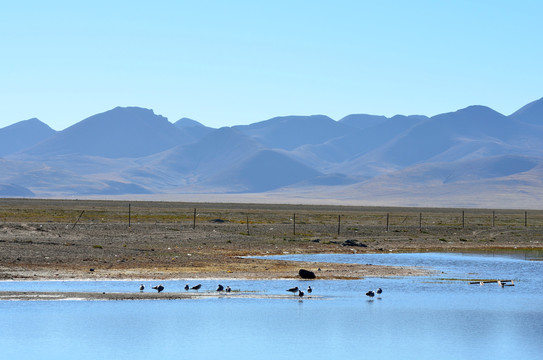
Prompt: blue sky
<box><xmin>1</xmin><ymin>0</ymin><xmax>541</xmax><ymax>130</ymax></box>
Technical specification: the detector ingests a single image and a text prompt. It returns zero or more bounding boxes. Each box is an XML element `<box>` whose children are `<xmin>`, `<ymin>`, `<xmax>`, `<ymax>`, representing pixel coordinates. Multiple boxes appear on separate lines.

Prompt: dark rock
<box><xmin>342</xmin><ymin>239</ymin><xmax>367</xmax><ymax>247</ymax></box>
<box><xmin>210</xmin><ymin>219</ymin><xmax>226</xmax><ymax>223</ymax></box>
<box><xmin>299</xmin><ymin>269</ymin><xmax>316</xmax><ymax>279</ymax></box>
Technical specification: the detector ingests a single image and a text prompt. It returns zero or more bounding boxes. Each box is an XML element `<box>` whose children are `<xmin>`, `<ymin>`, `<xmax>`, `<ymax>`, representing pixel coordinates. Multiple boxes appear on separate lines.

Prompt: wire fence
<box><xmin>2</xmin><ymin>200</ymin><xmax>543</xmax><ymax>237</ymax></box>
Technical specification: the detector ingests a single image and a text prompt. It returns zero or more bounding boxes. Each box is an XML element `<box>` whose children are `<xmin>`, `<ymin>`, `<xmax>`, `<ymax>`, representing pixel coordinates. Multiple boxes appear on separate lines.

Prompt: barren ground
<box><xmin>1</xmin><ymin>198</ymin><xmax>542</xmax><ymax>282</ymax></box>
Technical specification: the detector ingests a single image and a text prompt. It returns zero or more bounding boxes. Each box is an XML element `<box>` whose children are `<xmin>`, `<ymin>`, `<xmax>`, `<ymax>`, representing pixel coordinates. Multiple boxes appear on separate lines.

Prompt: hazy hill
<box><xmin>233</xmin><ymin>115</ymin><xmax>352</xmax><ymax>150</ymax></box>
<box><xmin>17</xmin><ymin>107</ymin><xmax>188</xmax><ymax>158</ymax></box>
<box><xmin>173</xmin><ymin>117</ymin><xmax>215</xmax><ymax>144</ymax></box>
<box><xmin>146</xmin><ymin>127</ymin><xmax>263</xmax><ymax>177</ymax></box>
<box><xmin>364</xmin><ymin>106</ymin><xmax>543</xmax><ymax>167</ymax></box>
<box><xmin>174</xmin><ymin>118</ymin><xmax>206</xmax><ymax>128</ymax></box>
<box><xmin>376</xmin><ymin>154</ymin><xmax>541</xmax><ymax>185</ymax></box>
<box><xmin>2</xmin><ymin>98</ymin><xmax>543</xmax><ymax>207</ymax></box>
<box><xmin>509</xmin><ymin>97</ymin><xmax>543</xmax><ymax>125</ymax></box>
<box><xmin>338</xmin><ymin>114</ymin><xmax>388</xmax><ymax>130</ymax></box>
<box><xmin>0</xmin><ymin>184</ymin><xmax>35</xmax><ymax>197</ymax></box>
<box><xmin>206</xmin><ymin>149</ymin><xmax>322</xmax><ymax>192</ymax></box>
<box><xmin>0</xmin><ymin>118</ymin><xmax>56</xmax><ymax>156</ymax></box>
<box><xmin>133</xmin><ymin>127</ymin><xmax>325</xmax><ymax>192</ymax></box>
<box><xmin>291</xmin><ymin>114</ymin><xmax>428</xmax><ymax>169</ymax></box>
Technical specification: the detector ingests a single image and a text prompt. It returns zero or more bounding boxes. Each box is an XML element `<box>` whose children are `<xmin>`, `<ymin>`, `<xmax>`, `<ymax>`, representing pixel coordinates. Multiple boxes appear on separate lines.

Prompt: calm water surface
<box><xmin>1</xmin><ymin>252</ymin><xmax>542</xmax><ymax>360</ymax></box>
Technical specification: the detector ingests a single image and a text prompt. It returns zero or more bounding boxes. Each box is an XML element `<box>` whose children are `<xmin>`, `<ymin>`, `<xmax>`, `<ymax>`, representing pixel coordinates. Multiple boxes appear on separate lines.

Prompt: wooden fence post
<box><xmin>128</xmin><ymin>203</ymin><xmax>131</xmax><ymax>228</ymax></box>
<box><xmin>246</xmin><ymin>215</ymin><xmax>250</xmax><ymax>235</ymax></box>
<box><xmin>337</xmin><ymin>215</ymin><xmax>341</xmax><ymax>236</ymax></box>
<box><xmin>192</xmin><ymin>208</ymin><xmax>196</xmax><ymax>229</ymax></box>
<box><xmin>293</xmin><ymin>213</ymin><xmax>296</xmax><ymax>235</ymax></box>
<box><xmin>386</xmin><ymin>213</ymin><xmax>389</xmax><ymax>232</ymax></box>
<box><xmin>72</xmin><ymin>210</ymin><xmax>85</xmax><ymax>230</ymax></box>
<box><xmin>492</xmin><ymin>210</ymin><xmax>495</xmax><ymax>228</ymax></box>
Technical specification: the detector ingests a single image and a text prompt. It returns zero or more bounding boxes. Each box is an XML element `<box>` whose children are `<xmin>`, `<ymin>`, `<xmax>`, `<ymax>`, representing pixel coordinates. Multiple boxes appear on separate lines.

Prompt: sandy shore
<box><xmin>0</xmin><ymin>290</ymin><xmax>326</xmax><ymax>301</ymax></box>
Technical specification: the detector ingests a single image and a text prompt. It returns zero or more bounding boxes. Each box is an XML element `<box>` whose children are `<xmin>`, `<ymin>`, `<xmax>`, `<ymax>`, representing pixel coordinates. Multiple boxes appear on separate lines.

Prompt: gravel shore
<box><xmin>1</xmin><ymin>199</ymin><xmax>541</xmax><ymax>282</ymax></box>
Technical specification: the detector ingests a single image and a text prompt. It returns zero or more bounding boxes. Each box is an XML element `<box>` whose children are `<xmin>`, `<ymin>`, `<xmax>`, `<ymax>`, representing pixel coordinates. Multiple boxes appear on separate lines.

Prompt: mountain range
<box><xmin>1</xmin><ymin>97</ymin><xmax>543</xmax><ymax>208</ymax></box>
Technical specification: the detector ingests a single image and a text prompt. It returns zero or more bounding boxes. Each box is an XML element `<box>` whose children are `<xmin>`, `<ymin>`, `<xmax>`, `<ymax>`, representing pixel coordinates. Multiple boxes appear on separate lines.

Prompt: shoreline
<box><xmin>1</xmin><ymin>199</ymin><xmax>542</xmax><ymax>283</ymax></box>
<box><xmin>0</xmin><ymin>259</ymin><xmax>431</xmax><ymax>281</ymax></box>
<box><xmin>0</xmin><ymin>291</ymin><xmax>325</xmax><ymax>301</ymax></box>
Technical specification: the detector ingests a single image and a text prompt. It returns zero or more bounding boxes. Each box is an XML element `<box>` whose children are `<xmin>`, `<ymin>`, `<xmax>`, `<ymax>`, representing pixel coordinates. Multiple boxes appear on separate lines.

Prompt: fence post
<box><xmin>462</xmin><ymin>210</ymin><xmax>465</xmax><ymax>229</ymax></box>
<box><xmin>419</xmin><ymin>212</ymin><xmax>422</xmax><ymax>232</ymax></box>
<box><xmin>128</xmin><ymin>203</ymin><xmax>131</xmax><ymax>228</ymax></box>
<box><xmin>246</xmin><ymin>215</ymin><xmax>250</xmax><ymax>235</ymax></box>
<box><xmin>337</xmin><ymin>215</ymin><xmax>341</xmax><ymax>236</ymax></box>
<box><xmin>386</xmin><ymin>213</ymin><xmax>389</xmax><ymax>232</ymax></box>
<box><xmin>293</xmin><ymin>213</ymin><xmax>296</xmax><ymax>235</ymax></box>
<box><xmin>492</xmin><ymin>210</ymin><xmax>495</xmax><ymax>228</ymax></box>
<box><xmin>192</xmin><ymin>208</ymin><xmax>196</xmax><ymax>229</ymax></box>
<box><xmin>72</xmin><ymin>210</ymin><xmax>85</xmax><ymax>230</ymax></box>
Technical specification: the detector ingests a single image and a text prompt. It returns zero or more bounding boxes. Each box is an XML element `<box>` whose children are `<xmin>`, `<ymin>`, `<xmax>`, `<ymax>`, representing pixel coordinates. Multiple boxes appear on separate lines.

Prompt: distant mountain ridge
<box><xmin>16</xmin><ymin>107</ymin><xmax>189</xmax><ymax>158</ymax></box>
<box><xmin>1</xmin><ymin>97</ymin><xmax>543</xmax><ymax>208</ymax></box>
<box><xmin>0</xmin><ymin>118</ymin><xmax>56</xmax><ymax>156</ymax></box>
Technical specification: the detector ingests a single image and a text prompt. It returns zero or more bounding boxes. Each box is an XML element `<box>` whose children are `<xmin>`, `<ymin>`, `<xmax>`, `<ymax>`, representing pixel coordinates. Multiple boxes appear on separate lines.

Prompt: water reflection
<box><xmin>1</xmin><ymin>252</ymin><xmax>542</xmax><ymax>360</ymax></box>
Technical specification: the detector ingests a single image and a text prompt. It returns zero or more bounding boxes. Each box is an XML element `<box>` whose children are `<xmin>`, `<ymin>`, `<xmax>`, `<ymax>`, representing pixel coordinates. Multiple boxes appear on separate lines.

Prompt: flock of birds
<box><xmin>286</xmin><ymin>285</ymin><xmax>313</xmax><ymax>298</ymax></box>
<box><xmin>139</xmin><ymin>283</ymin><xmax>232</xmax><ymax>293</ymax></box>
<box><xmin>365</xmin><ymin>288</ymin><xmax>383</xmax><ymax>298</ymax></box>
<box><xmin>139</xmin><ymin>283</ymin><xmax>382</xmax><ymax>299</ymax></box>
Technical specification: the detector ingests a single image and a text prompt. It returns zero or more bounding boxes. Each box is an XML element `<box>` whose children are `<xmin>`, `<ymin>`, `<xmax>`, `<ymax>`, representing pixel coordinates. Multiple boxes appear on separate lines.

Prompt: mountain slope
<box><xmin>146</xmin><ymin>127</ymin><xmax>263</xmax><ymax>177</ymax></box>
<box><xmin>1</xmin><ymin>99</ymin><xmax>543</xmax><ymax>206</ymax></box>
<box><xmin>509</xmin><ymin>97</ymin><xmax>543</xmax><ymax>125</ymax></box>
<box><xmin>364</xmin><ymin>106</ymin><xmax>543</xmax><ymax>167</ymax></box>
<box><xmin>338</xmin><ymin>114</ymin><xmax>387</xmax><ymax>130</ymax></box>
<box><xmin>17</xmin><ymin>107</ymin><xmax>188</xmax><ymax>158</ymax></box>
<box><xmin>0</xmin><ymin>184</ymin><xmax>35</xmax><ymax>197</ymax></box>
<box><xmin>292</xmin><ymin>114</ymin><xmax>427</xmax><ymax>169</ymax></box>
<box><xmin>173</xmin><ymin>117</ymin><xmax>215</xmax><ymax>144</ymax></box>
<box><xmin>233</xmin><ymin>115</ymin><xmax>352</xmax><ymax>150</ymax></box>
<box><xmin>206</xmin><ymin>149</ymin><xmax>322</xmax><ymax>192</ymax></box>
<box><xmin>0</xmin><ymin>118</ymin><xmax>56</xmax><ymax>156</ymax></box>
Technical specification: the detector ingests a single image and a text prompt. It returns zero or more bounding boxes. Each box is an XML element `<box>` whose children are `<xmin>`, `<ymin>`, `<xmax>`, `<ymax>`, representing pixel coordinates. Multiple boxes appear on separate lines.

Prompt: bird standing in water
<box><xmin>307</xmin><ymin>286</ymin><xmax>312</xmax><ymax>294</ymax></box>
<box><xmin>216</xmin><ymin>284</ymin><xmax>224</xmax><ymax>292</ymax></box>
<box><xmin>152</xmin><ymin>284</ymin><xmax>164</xmax><ymax>293</ymax></box>
<box><xmin>376</xmin><ymin>288</ymin><xmax>382</xmax><ymax>295</ymax></box>
<box><xmin>366</xmin><ymin>290</ymin><xmax>375</xmax><ymax>298</ymax></box>
<box><xmin>139</xmin><ymin>284</ymin><xmax>145</xmax><ymax>292</ymax></box>
<box><xmin>287</xmin><ymin>286</ymin><xmax>299</xmax><ymax>294</ymax></box>
<box><xmin>191</xmin><ymin>284</ymin><xmax>202</xmax><ymax>291</ymax></box>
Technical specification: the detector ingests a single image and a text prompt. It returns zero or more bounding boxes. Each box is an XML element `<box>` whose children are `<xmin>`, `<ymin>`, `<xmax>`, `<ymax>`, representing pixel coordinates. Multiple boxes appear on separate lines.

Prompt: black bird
<box><xmin>376</xmin><ymin>288</ymin><xmax>382</xmax><ymax>295</ymax></box>
<box><xmin>216</xmin><ymin>284</ymin><xmax>224</xmax><ymax>292</ymax></box>
<box><xmin>307</xmin><ymin>286</ymin><xmax>312</xmax><ymax>294</ymax></box>
<box><xmin>287</xmin><ymin>286</ymin><xmax>299</xmax><ymax>294</ymax></box>
<box><xmin>366</xmin><ymin>290</ymin><xmax>375</xmax><ymax>298</ymax></box>
<box><xmin>191</xmin><ymin>284</ymin><xmax>202</xmax><ymax>291</ymax></box>
<box><xmin>152</xmin><ymin>284</ymin><xmax>164</xmax><ymax>293</ymax></box>
<box><xmin>298</xmin><ymin>290</ymin><xmax>304</xmax><ymax>298</ymax></box>
<box><xmin>139</xmin><ymin>284</ymin><xmax>145</xmax><ymax>292</ymax></box>
<box><xmin>225</xmin><ymin>286</ymin><xmax>231</xmax><ymax>293</ymax></box>
<box><xmin>184</xmin><ymin>284</ymin><xmax>189</xmax><ymax>291</ymax></box>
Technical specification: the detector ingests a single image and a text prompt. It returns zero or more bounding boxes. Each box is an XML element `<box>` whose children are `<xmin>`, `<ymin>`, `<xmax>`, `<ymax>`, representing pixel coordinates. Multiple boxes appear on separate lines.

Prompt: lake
<box><xmin>1</xmin><ymin>252</ymin><xmax>542</xmax><ymax>360</ymax></box>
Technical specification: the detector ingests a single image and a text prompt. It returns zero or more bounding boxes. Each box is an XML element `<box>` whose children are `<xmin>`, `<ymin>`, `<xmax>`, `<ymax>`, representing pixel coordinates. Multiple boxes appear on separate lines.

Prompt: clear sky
<box><xmin>1</xmin><ymin>0</ymin><xmax>541</xmax><ymax>130</ymax></box>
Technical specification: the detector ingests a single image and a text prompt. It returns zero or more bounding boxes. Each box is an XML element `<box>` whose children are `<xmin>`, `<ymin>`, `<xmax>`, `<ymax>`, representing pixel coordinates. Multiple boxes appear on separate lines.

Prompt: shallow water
<box><xmin>1</xmin><ymin>253</ymin><xmax>542</xmax><ymax>360</ymax></box>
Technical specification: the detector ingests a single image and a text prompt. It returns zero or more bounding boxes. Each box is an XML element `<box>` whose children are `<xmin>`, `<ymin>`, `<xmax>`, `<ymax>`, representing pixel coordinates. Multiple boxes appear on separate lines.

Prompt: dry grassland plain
<box><xmin>1</xmin><ymin>198</ymin><xmax>542</xmax><ymax>282</ymax></box>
